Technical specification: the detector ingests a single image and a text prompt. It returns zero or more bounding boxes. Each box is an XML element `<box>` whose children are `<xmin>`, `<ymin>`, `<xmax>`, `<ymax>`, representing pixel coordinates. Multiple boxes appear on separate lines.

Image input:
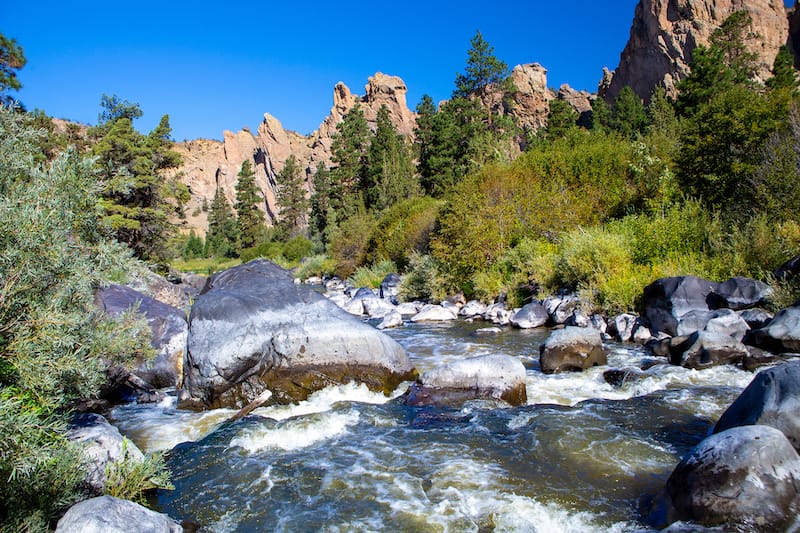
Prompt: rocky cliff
<box><xmin>603</xmin><ymin>0</ymin><xmax>791</xmax><ymax>102</ymax></box>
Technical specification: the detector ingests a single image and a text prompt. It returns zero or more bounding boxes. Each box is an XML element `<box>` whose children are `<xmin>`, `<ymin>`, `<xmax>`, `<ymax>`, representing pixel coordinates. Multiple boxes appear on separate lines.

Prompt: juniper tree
<box><xmin>276</xmin><ymin>154</ymin><xmax>309</xmax><ymax>238</ymax></box>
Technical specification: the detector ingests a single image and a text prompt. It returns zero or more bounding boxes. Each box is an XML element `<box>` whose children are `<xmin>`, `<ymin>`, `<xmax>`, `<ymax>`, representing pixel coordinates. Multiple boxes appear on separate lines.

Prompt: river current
<box><xmin>111</xmin><ymin>319</ymin><xmax>758</xmax><ymax>532</ymax></box>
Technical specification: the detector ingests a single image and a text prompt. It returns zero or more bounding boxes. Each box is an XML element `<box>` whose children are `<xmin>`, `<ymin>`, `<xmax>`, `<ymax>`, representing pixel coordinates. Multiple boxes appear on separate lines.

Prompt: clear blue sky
<box><xmin>4</xmin><ymin>1</ymin><xmax>794</xmax><ymax>140</ymax></box>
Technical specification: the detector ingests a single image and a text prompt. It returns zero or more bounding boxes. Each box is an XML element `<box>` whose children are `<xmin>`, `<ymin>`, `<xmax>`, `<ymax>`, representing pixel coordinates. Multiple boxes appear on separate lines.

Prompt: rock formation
<box><xmin>170</xmin><ymin>73</ymin><xmax>417</xmax><ymax>236</ymax></box>
<box><xmin>603</xmin><ymin>0</ymin><xmax>791</xmax><ymax>102</ymax></box>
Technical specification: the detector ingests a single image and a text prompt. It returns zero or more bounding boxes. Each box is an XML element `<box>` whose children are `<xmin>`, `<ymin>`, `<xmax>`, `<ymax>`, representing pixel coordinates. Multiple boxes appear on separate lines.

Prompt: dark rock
<box><xmin>539</xmin><ymin>326</ymin><xmax>607</xmax><ymax>374</ymax></box>
<box><xmin>603</xmin><ymin>368</ymin><xmax>645</xmax><ymax>388</ymax></box>
<box><xmin>66</xmin><ymin>413</ymin><xmax>144</xmax><ymax>494</ymax></box>
<box><xmin>666</xmin><ymin>425</ymin><xmax>800</xmax><ymax>530</ymax></box>
<box><xmin>676</xmin><ymin>308</ymin><xmax>750</xmax><ymax>341</ymax></box>
<box><xmin>642</xmin><ymin>276</ymin><xmax>720</xmax><ymax>336</ymax></box>
<box><xmin>668</xmin><ymin>331</ymin><xmax>748</xmax><ymax>369</ymax></box>
<box><xmin>96</xmin><ymin>284</ymin><xmax>188</xmax><ymax>389</ymax></box>
<box><xmin>180</xmin><ymin>260</ymin><xmax>416</xmax><ymax>410</ymax></box>
<box><xmin>510</xmin><ymin>302</ymin><xmax>548</xmax><ymax>329</ymax></box>
<box><xmin>715</xmin><ymin>361</ymin><xmax>800</xmax><ymax>450</ymax></box>
<box><xmin>774</xmin><ymin>254</ymin><xmax>800</xmax><ymax>282</ymax></box>
<box><xmin>379</xmin><ymin>273</ymin><xmax>401</xmax><ymax>302</ymax></box>
<box><xmin>459</xmin><ymin>300</ymin><xmax>488</xmax><ymax>318</ymax></box>
<box><xmin>56</xmin><ymin>496</ymin><xmax>182</xmax><ymax>533</ymax></box>
<box><xmin>738</xmin><ymin>308</ymin><xmax>773</xmax><ymax>330</ymax></box>
<box><xmin>544</xmin><ymin>294</ymin><xmax>580</xmax><ymax>325</ymax></box>
<box><xmin>707</xmin><ymin>276</ymin><xmax>773</xmax><ymax>311</ymax></box>
<box><xmin>404</xmin><ymin>354</ymin><xmax>527</xmax><ymax>407</ymax></box>
<box><xmin>746</xmin><ymin>303</ymin><xmax>800</xmax><ymax>353</ymax></box>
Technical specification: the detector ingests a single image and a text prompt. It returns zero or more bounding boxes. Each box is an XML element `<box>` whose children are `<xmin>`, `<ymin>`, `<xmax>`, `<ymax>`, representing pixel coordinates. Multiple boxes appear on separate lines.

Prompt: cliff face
<box><xmin>171</xmin><ymin>73</ymin><xmax>416</xmax><ymax>235</ymax></box>
<box><xmin>604</xmin><ymin>0</ymin><xmax>790</xmax><ymax>102</ymax></box>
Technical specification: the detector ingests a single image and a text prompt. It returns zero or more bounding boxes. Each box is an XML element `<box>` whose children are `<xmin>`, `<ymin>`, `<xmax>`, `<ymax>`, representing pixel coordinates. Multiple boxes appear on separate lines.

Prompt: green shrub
<box><xmin>328</xmin><ymin>212</ymin><xmax>377</xmax><ymax>278</ymax></box>
<box><xmin>364</xmin><ymin>196</ymin><xmax>441</xmax><ymax>270</ymax></box>
<box><xmin>555</xmin><ymin>226</ymin><xmax>633</xmax><ymax>291</ymax></box>
<box><xmin>239</xmin><ymin>240</ymin><xmax>283</xmax><ymax>263</ymax></box>
<box><xmin>294</xmin><ymin>254</ymin><xmax>337</xmax><ymax>281</ymax></box>
<box><xmin>398</xmin><ymin>252</ymin><xmax>445</xmax><ymax>302</ymax></box>
<box><xmin>104</xmin><ymin>439</ymin><xmax>173</xmax><ymax>504</ymax></box>
<box><xmin>348</xmin><ymin>260</ymin><xmax>397</xmax><ymax>289</ymax></box>
<box><xmin>282</xmin><ymin>235</ymin><xmax>314</xmax><ymax>262</ymax></box>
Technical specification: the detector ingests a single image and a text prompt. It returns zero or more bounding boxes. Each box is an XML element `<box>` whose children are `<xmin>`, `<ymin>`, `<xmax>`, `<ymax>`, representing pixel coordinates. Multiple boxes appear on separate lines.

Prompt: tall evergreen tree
<box><xmin>276</xmin><ymin>154</ymin><xmax>309</xmax><ymax>238</ymax></box>
<box><xmin>90</xmin><ymin>95</ymin><xmax>183</xmax><ymax>263</ymax></box>
<box><xmin>366</xmin><ymin>105</ymin><xmax>417</xmax><ymax>210</ymax></box>
<box><xmin>330</xmin><ymin>102</ymin><xmax>370</xmax><ymax>221</ymax></box>
<box><xmin>206</xmin><ymin>187</ymin><xmax>239</xmax><ymax>257</ymax></box>
<box><xmin>609</xmin><ymin>86</ymin><xmax>648</xmax><ymax>138</ymax></box>
<box><xmin>544</xmin><ymin>98</ymin><xmax>579</xmax><ymax>140</ymax></box>
<box><xmin>234</xmin><ymin>159</ymin><xmax>265</xmax><ymax>249</ymax></box>
<box><xmin>766</xmin><ymin>45</ymin><xmax>799</xmax><ymax>93</ymax></box>
<box><xmin>453</xmin><ymin>30</ymin><xmax>513</xmax><ymax>126</ymax></box>
<box><xmin>0</xmin><ymin>32</ymin><xmax>26</xmax><ymax>106</ymax></box>
<box><xmin>309</xmin><ymin>163</ymin><xmax>333</xmax><ymax>241</ymax></box>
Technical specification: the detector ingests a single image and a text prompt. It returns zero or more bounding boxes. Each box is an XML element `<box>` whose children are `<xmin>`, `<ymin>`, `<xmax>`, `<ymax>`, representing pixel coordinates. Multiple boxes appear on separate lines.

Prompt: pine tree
<box><xmin>0</xmin><ymin>32</ymin><xmax>26</xmax><ymax>106</ymax></box>
<box><xmin>234</xmin><ymin>159</ymin><xmax>265</xmax><ymax>249</ymax></box>
<box><xmin>206</xmin><ymin>187</ymin><xmax>239</xmax><ymax>257</ymax></box>
<box><xmin>544</xmin><ymin>99</ymin><xmax>579</xmax><ymax>140</ymax></box>
<box><xmin>309</xmin><ymin>163</ymin><xmax>334</xmax><ymax>241</ymax></box>
<box><xmin>330</xmin><ymin>102</ymin><xmax>370</xmax><ymax>221</ymax></box>
<box><xmin>766</xmin><ymin>45</ymin><xmax>799</xmax><ymax>94</ymax></box>
<box><xmin>276</xmin><ymin>154</ymin><xmax>309</xmax><ymax>238</ymax></box>
<box><xmin>366</xmin><ymin>105</ymin><xmax>418</xmax><ymax>210</ymax></box>
<box><xmin>610</xmin><ymin>86</ymin><xmax>648</xmax><ymax>138</ymax></box>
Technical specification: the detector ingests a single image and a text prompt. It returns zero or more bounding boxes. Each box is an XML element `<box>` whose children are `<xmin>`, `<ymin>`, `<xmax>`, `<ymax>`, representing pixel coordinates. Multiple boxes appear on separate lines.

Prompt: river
<box><xmin>110</xmin><ymin>319</ymin><xmax>757</xmax><ymax>532</ymax></box>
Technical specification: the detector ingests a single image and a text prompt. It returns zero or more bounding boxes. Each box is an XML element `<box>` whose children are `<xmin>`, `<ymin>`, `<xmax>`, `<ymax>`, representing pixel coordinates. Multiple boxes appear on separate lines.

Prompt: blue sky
<box><xmin>4</xmin><ymin>1</ymin><xmax>794</xmax><ymax>140</ymax></box>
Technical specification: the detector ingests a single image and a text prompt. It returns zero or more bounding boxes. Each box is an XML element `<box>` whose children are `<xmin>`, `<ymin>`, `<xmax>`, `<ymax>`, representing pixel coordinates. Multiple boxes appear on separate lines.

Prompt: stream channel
<box><xmin>110</xmin><ymin>319</ymin><xmax>758</xmax><ymax>532</ymax></box>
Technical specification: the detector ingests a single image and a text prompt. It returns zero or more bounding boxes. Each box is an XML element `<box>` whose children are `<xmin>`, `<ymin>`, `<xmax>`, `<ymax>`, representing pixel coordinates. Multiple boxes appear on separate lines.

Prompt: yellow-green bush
<box><xmin>364</xmin><ymin>196</ymin><xmax>441</xmax><ymax>270</ymax></box>
<box><xmin>348</xmin><ymin>260</ymin><xmax>398</xmax><ymax>289</ymax></box>
<box><xmin>328</xmin><ymin>212</ymin><xmax>377</xmax><ymax>278</ymax></box>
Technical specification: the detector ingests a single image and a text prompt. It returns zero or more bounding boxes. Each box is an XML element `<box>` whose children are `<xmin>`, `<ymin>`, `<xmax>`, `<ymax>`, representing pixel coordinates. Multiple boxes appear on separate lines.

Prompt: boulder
<box><xmin>459</xmin><ymin>300</ymin><xmax>488</xmax><ymax>318</ymax></box>
<box><xmin>96</xmin><ymin>284</ymin><xmax>188</xmax><ymax>389</ymax></box>
<box><xmin>715</xmin><ymin>361</ymin><xmax>800</xmax><ymax>451</ymax></box>
<box><xmin>342</xmin><ymin>287</ymin><xmax>379</xmax><ymax>316</ymax></box>
<box><xmin>566</xmin><ymin>309</ymin><xmax>591</xmax><ymax>328</ymax></box>
<box><xmin>774</xmin><ymin>254</ymin><xmax>800</xmax><ymax>282</ymax></box>
<box><xmin>362</xmin><ymin>296</ymin><xmax>397</xmax><ymax>319</ymax></box>
<box><xmin>742</xmin><ymin>348</ymin><xmax>800</xmax><ymax>372</ymax></box>
<box><xmin>738</xmin><ymin>308</ymin><xmax>773</xmax><ymax>330</ymax></box>
<box><xmin>746</xmin><ymin>303</ymin><xmax>800</xmax><ymax>353</ymax></box>
<box><xmin>56</xmin><ymin>496</ymin><xmax>182</xmax><ymax>533</ymax></box>
<box><xmin>630</xmin><ymin>322</ymin><xmax>652</xmax><ymax>344</ymax></box>
<box><xmin>510</xmin><ymin>302</ymin><xmax>548</xmax><ymax>329</ymax></box>
<box><xmin>668</xmin><ymin>331</ymin><xmax>748</xmax><ymax>369</ymax></box>
<box><xmin>410</xmin><ymin>304</ymin><xmax>458</xmax><ymax>322</ymax></box>
<box><xmin>66</xmin><ymin>413</ymin><xmax>144</xmax><ymax>493</ymax></box>
<box><xmin>642</xmin><ymin>276</ymin><xmax>720</xmax><ymax>336</ymax></box>
<box><xmin>676</xmin><ymin>308</ymin><xmax>750</xmax><ymax>341</ymax></box>
<box><xmin>589</xmin><ymin>314</ymin><xmax>609</xmax><ymax>338</ymax></box>
<box><xmin>180</xmin><ymin>260</ymin><xmax>416</xmax><ymax>409</ymax></box>
<box><xmin>666</xmin><ymin>425</ymin><xmax>800</xmax><ymax>530</ymax></box>
<box><xmin>539</xmin><ymin>326</ymin><xmax>607</xmax><ymax>374</ymax></box>
<box><xmin>376</xmin><ymin>310</ymin><xmax>403</xmax><ymax>330</ymax></box>
<box><xmin>379</xmin><ymin>273</ymin><xmax>401</xmax><ymax>302</ymax></box>
<box><xmin>603</xmin><ymin>368</ymin><xmax>646</xmax><ymax>388</ymax></box>
<box><xmin>708</xmin><ymin>276</ymin><xmax>772</xmax><ymax>311</ymax></box>
<box><xmin>404</xmin><ymin>354</ymin><xmax>527</xmax><ymax>407</ymax></box>
<box><xmin>441</xmin><ymin>300</ymin><xmax>461</xmax><ymax>316</ymax></box>
<box><xmin>396</xmin><ymin>302</ymin><xmax>422</xmax><ymax>316</ymax></box>
<box><xmin>543</xmin><ymin>294</ymin><xmax>579</xmax><ymax>325</ymax></box>
<box><xmin>611</xmin><ymin>313</ymin><xmax>638</xmax><ymax>342</ymax></box>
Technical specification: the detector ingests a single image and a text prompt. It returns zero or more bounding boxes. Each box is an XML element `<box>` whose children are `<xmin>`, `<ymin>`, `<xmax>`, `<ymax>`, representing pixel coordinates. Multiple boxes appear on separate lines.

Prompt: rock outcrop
<box><xmin>56</xmin><ymin>496</ymin><xmax>182</xmax><ymax>533</ymax></box>
<box><xmin>603</xmin><ymin>0</ymin><xmax>791</xmax><ymax>103</ymax></box>
<box><xmin>180</xmin><ymin>260</ymin><xmax>416</xmax><ymax>409</ymax></box>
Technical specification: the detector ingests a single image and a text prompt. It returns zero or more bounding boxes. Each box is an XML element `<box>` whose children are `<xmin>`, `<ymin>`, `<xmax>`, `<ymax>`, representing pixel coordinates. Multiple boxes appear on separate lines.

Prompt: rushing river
<box><xmin>111</xmin><ymin>320</ymin><xmax>758</xmax><ymax>532</ymax></box>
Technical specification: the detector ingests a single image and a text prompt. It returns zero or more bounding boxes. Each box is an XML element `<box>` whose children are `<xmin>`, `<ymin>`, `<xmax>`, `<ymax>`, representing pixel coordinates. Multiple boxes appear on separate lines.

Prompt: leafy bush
<box><xmin>398</xmin><ymin>252</ymin><xmax>445</xmax><ymax>302</ymax></box>
<box><xmin>348</xmin><ymin>260</ymin><xmax>397</xmax><ymax>289</ymax></box>
<box><xmin>239</xmin><ymin>240</ymin><xmax>283</xmax><ymax>263</ymax></box>
<box><xmin>104</xmin><ymin>439</ymin><xmax>173</xmax><ymax>504</ymax></box>
<box><xmin>364</xmin><ymin>196</ymin><xmax>441</xmax><ymax>270</ymax></box>
<box><xmin>328</xmin><ymin>212</ymin><xmax>377</xmax><ymax>278</ymax></box>
<box><xmin>282</xmin><ymin>235</ymin><xmax>314</xmax><ymax>262</ymax></box>
<box><xmin>293</xmin><ymin>254</ymin><xmax>337</xmax><ymax>281</ymax></box>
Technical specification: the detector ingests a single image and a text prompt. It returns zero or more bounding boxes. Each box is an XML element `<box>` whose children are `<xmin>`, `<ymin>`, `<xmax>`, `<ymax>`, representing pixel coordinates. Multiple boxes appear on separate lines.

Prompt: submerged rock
<box><xmin>539</xmin><ymin>326</ymin><xmax>607</xmax><ymax>374</ymax></box>
<box><xmin>404</xmin><ymin>354</ymin><xmax>527</xmax><ymax>407</ymax></box>
<box><xmin>666</xmin><ymin>425</ymin><xmax>800</xmax><ymax>530</ymax></box>
<box><xmin>180</xmin><ymin>260</ymin><xmax>416</xmax><ymax>409</ymax></box>
<box><xmin>668</xmin><ymin>331</ymin><xmax>748</xmax><ymax>369</ymax></box>
<box><xmin>715</xmin><ymin>361</ymin><xmax>800</xmax><ymax>451</ymax></box>
<box><xmin>56</xmin><ymin>496</ymin><xmax>182</xmax><ymax>533</ymax></box>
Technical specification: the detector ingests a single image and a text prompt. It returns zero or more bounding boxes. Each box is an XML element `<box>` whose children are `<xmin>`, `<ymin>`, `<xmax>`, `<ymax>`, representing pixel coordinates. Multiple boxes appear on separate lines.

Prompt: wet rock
<box><xmin>611</xmin><ymin>313</ymin><xmax>638</xmax><ymax>342</ymax></box>
<box><xmin>539</xmin><ymin>326</ymin><xmax>607</xmax><ymax>374</ymax></box>
<box><xmin>459</xmin><ymin>300</ymin><xmax>488</xmax><ymax>318</ymax></box>
<box><xmin>707</xmin><ymin>276</ymin><xmax>772</xmax><ymax>311</ymax></box>
<box><xmin>404</xmin><ymin>354</ymin><xmax>527</xmax><ymax>407</ymax></box>
<box><xmin>475</xmin><ymin>327</ymin><xmax>503</xmax><ymax>335</ymax></box>
<box><xmin>96</xmin><ymin>284</ymin><xmax>188</xmax><ymax>389</ymax></box>
<box><xmin>66</xmin><ymin>413</ymin><xmax>144</xmax><ymax>493</ymax></box>
<box><xmin>631</xmin><ymin>322</ymin><xmax>652</xmax><ymax>344</ymax></box>
<box><xmin>410</xmin><ymin>304</ymin><xmax>458</xmax><ymax>322</ymax></box>
<box><xmin>56</xmin><ymin>496</ymin><xmax>182</xmax><ymax>533</ymax></box>
<box><xmin>361</xmin><ymin>296</ymin><xmax>397</xmax><ymax>319</ymax></box>
<box><xmin>603</xmin><ymin>368</ymin><xmax>645</xmax><ymax>388</ymax></box>
<box><xmin>746</xmin><ymin>303</ymin><xmax>800</xmax><ymax>354</ymax></box>
<box><xmin>668</xmin><ymin>331</ymin><xmax>748</xmax><ymax>369</ymax></box>
<box><xmin>774</xmin><ymin>253</ymin><xmax>800</xmax><ymax>282</ymax></box>
<box><xmin>715</xmin><ymin>361</ymin><xmax>800</xmax><ymax>451</ymax></box>
<box><xmin>377</xmin><ymin>310</ymin><xmax>403</xmax><ymax>330</ymax></box>
<box><xmin>742</xmin><ymin>348</ymin><xmax>800</xmax><ymax>372</ymax></box>
<box><xmin>510</xmin><ymin>302</ymin><xmax>548</xmax><ymax>329</ymax></box>
<box><xmin>642</xmin><ymin>276</ymin><xmax>720</xmax><ymax>336</ymax></box>
<box><xmin>666</xmin><ymin>425</ymin><xmax>800</xmax><ymax>530</ymax></box>
<box><xmin>738</xmin><ymin>308</ymin><xmax>773</xmax><ymax>330</ymax></box>
<box><xmin>396</xmin><ymin>302</ymin><xmax>422</xmax><ymax>316</ymax></box>
<box><xmin>544</xmin><ymin>294</ymin><xmax>579</xmax><ymax>325</ymax></box>
<box><xmin>180</xmin><ymin>260</ymin><xmax>415</xmax><ymax>409</ymax></box>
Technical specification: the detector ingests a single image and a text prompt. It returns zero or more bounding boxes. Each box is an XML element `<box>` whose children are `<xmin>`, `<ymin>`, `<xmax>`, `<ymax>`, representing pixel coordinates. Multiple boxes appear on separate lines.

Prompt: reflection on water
<box><xmin>111</xmin><ymin>320</ymin><xmax>758</xmax><ymax>532</ymax></box>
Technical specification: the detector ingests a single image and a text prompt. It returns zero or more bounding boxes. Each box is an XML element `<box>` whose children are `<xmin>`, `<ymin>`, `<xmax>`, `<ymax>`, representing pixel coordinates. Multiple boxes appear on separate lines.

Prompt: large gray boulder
<box><xmin>404</xmin><ymin>354</ymin><xmax>527</xmax><ymax>407</ymax></box>
<box><xmin>459</xmin><ymin>300</ymin><xmax>488</xmax><ymax>318</ymax></box>
<box><xmin>379</xmin><ymin>273</ymin><xmax>401</xmax><ymax>302</ymax></box>
<box><xmin>707</xmin><ymin>276</ymin><xmax>773</xmax><ymax>311</ymax></box>
<box><xmin>56</xmin><ymin>496</ymin><xmax>181</xmax><ymax>533</ymax></box>
<box><xmin>96</xmin><ymin>284</ymin><xmax>188</xmax><ymax>389</ymax></box>
<box><xmin>668</xmin><ymin>331</ymin><xmax>748</xmax><ymax>369</ymax></box>
<box><xmin>747</xmin><ymin>303</ymin><xmax>800</xmax><ymax>353</ymax></box>
<box><xmin>410</xmin><ymin>304</ymin><xmax>458</xmax><ymax>322</ymax></box>
<box><xmin>715</xmin><ymin>361</ymin><xmax>800</xmax><ymax>451</ymax></box>
<box><xmin>666</xmin><ymin>425</ymin><xmax>800</xmax><ymax>530</ymax></box>
<box><xmin>66</xmin><ymin>413</ymin><xmax>144</xmax><ymax>494</ymax></box>
<box><xmin>774</xmin><ymin>254</ymin><xmax>800</xmax><ymax>282</ymax></box>
<box><xmin>180</xmin><ymin>260</ymin><xmax>416</xmax><ymax>409</ymax></box>
<box><xmin>676</xmin><ymin>308</ymin><xmax>750</xmax><ymax>341</ymax></box>
<box><xmin>510</xmin><ymin>302</ymin><xmax>548</xmax><ymax>329</ymax></box>
<box><xmin>539</xmin><ymin>326</ymin><xmax>607</xmax><ymax>374</ymax></box>
<box><xmin>642</xmin><ymin>276</ymin><xmax>719</xmax><ymax>336</ymax></box>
